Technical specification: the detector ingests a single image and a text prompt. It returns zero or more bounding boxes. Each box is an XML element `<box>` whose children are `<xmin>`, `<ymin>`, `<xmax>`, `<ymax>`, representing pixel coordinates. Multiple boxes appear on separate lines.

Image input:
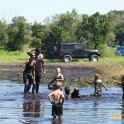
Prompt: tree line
<box><xmin>0</xmin><ymin>9</ymin><xmax>124</xmax><ymax>58</ymax></box>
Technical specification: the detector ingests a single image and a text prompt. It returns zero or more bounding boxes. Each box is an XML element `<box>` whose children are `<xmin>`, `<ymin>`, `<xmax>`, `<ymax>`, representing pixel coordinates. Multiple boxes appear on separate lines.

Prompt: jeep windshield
<box><xmin>62</xmin><ymin>44</ymin><xmax>83</xmax><ymax>50</ymax></box>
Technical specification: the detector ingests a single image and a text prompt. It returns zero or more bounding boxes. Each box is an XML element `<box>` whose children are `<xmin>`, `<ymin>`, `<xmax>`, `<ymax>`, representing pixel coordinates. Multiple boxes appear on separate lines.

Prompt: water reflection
<box><xmin>22</xmin><ymin>94</ymin><xmax>44</xmax><ymax>123</ymax></box>
<box><xmin>51</xmin><ymin>118</ymin><xmax>62</xmax><ymax>124</ymax></box>
<box><xmin>93</xmin><ymin>98</ymin><xmax>99</xmax><ymax>108</ymax></box>
<box><xmin>23</xmin><ymin>101</ymin><xmax>41</xmax><ymax>117</ymax></box>
<box><xmin>121</xmin><ymin>100</ymin><xmax>124</xmax><ymax>123</ymax></box>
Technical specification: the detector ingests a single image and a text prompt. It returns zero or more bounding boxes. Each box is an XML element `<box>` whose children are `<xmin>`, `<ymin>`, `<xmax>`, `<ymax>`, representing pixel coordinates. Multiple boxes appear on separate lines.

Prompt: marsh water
<box><xmin>0</xmin><ymin>79</ymin><xmax>124</xmax><ymax>124</ymax></box>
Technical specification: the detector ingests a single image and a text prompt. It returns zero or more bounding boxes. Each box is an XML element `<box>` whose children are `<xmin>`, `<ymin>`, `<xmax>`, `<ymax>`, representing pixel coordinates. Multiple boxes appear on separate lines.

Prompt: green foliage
<box><xmin>0</xmin><ymin>20</ymin><xmax>8</xmax><ymax>49</ymax></box>
<box><xmin>30</xmin><ymin>22</ymin><xmax>48</xmax><ymax>53</ymax></box>
<box><xmin>106</xmin><ymin>32</ymin><xmax>116</xmax><ymax>47</ymax></box>
<box><xmin>0</xmin><ymin>50</ymin><xmax>28</xmax><ymax>64</ymax></box>
<box><xmin>0</xmin><ymin>9</ymin><xmax>124</xmax><ymax>58</ymax></box>
<box><xmin>75</xmin><ymin>13</ymin><xmax>111</xmax><ymax>49</ymax></box>
<box><xmin>114</xmin><ymin>19</ymin><xmax>124</xmax><ymax>45</ymax></box>
<box><xmin>102</xmin><ymin>46</ymin><xmax>116</xmax><ymax>57</ymax></box>
<box><xmin>108</xmin><ymin>10</ymin><xmax>124</xmax><ymax>46</ymax></box>
<box><xmin>7</xmin><ymin>16</ymin><xmax>31</xmax><ymax>51</ymax></box>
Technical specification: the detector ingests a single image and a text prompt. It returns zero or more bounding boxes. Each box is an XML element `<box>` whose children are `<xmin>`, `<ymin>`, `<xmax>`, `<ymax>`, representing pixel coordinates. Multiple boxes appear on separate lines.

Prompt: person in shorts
<box><xmin>27</xmin><ymin>47</ymin><xmax>45</xmax><ymax>93</ymax></box>
<box><xmin>48</xmin><ymin>81</ymin><xmax>64</xmax><ymax>119</ymax></box>
<box><xmin>87</xmin><ymin>74</ymin><xmax>108</xmax><ymax>96</ymax></box>
<box><xmin>35</xmin><ymin>47</ymin><xmax>45</xmax><ymax>93</ymax></box>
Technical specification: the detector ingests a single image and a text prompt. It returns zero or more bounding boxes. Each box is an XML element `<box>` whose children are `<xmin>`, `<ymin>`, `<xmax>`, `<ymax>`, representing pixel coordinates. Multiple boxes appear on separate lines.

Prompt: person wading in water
<box><xmin>48</xmin><ymin>81</ymin><xmax>64</xmax><ymax>120</ymax></box>
<box><xmin>86</xmin><ymin>74</ymin><xmax>108</xmax><ymax>97</ymax></box>
<box><xmin>48</xmin><ymin>67</ymin><xmax>64</xmax><ymax>89</ymax></box>
<box><xmin>18</xmin><ymin>54</ymin><xmax>36</xmax><ymax>94</ymax></box>
<box><xmin>27</xmin><ymin>47</ymin><xmax>45</xmax><ymax>93</ymax></box>
<box><xmin>64</xmin><ymin>86</ymin><xmax>71</xmax><ymax>99</ymax></box>
<box><xmin>35</xmin><ymin>48</ymin><xmax>45</xmax><ymax>93</ymax></box>
<box><xmin>113</xmin><ymin>75</ymin><xmax>124</xmax><ymax>100</ymax></box>
<box><xmin>70</xmin><ymin>87</ymin><xmax>81</xmax><ymax>99</ymax></box>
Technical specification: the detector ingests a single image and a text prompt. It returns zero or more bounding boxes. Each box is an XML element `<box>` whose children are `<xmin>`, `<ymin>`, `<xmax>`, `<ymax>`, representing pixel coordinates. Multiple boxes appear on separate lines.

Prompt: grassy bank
<box><xmin>46</xmin><ymin>47</ymin><xmax>124</xmax><ymax>80</ymax></box>
<box><xmin>0</xmin><ymin>48</ymin><xmax>124</xmax><ymax>83</ymax></box>
<box><xmin>0</xmin><ymin>50</ymin><xmax>29</xmax><ymax>64</ymax></box>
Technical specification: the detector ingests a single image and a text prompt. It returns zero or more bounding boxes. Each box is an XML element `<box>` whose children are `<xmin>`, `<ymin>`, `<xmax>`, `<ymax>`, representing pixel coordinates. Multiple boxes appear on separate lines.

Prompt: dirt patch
<box><xmin>0</xmin><ymin>64</ymin><xmax>98</xmax><ymax>78</ymax></box>
<box><xmin>0</xmin><ymin>64</ymin><xmax>115</xmax><ymax>87</ymax></box>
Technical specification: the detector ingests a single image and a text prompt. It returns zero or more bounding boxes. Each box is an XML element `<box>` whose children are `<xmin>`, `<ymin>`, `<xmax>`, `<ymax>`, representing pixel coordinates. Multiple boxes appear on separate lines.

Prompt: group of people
<box><xmin>17</xmin><ymin>49</ymin><xmax>111</xmax><ymax>120</ymax></box>
<box><xmin>64</xmin><ymin>73</ymin><xmax>108</xmax><ymax>99</ymax></box>
<box><xmin>47</xmin><ymin>69</ymin><xmax>109</xmax><ymax>119</ymax></box>
<box><xmin>18</xmin><ymin>47</ymin><xmax>65</xmax><ymax>119</ymax></box>
<box><xmin>47</xmin><ymin>68</ymin><xmax>65</xmax><ymax>119</ymax></box>
<box><xmin>18</xmin><ymin>47</ymin><xmax>45</xmax><ymax>94</ymax></box>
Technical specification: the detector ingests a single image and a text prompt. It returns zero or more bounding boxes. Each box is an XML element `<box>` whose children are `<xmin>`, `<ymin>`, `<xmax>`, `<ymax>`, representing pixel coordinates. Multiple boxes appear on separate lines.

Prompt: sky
<box><xmin>0</xmin><ymin>0</ymin><xmax>124</xmax><ymax>23</ymax></box>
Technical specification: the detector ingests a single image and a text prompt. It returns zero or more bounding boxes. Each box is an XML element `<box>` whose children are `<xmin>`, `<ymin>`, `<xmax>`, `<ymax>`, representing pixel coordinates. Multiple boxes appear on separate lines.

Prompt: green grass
<box><xmin>0</xmin><ymin>50</ymin><xmax>29</xmax><ymax>64</ymax></box>
<box><xmin>0</xmin><ymin>48</ymin><xmax>124</xmax><ymax>81</ymax></box>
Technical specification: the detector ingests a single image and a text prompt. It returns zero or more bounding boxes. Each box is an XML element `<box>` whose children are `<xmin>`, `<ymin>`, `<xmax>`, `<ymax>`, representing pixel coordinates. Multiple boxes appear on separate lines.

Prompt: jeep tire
<box><xmin>89</xmin><ymin>54</ymin><xmax>99</xmax><ymax>62</ymax></box>
<box><xmin>63</xmin><ymin>55</ymin><xmax>72</xmax><ymax>62</ymax></box>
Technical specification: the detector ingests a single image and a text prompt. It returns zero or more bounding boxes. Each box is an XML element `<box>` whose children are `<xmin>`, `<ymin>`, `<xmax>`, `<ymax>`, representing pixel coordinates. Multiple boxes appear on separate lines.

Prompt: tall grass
<box><xmin>102</xmin><ymin>47</ymin><xmax>116</xmax><ymax>58</ymax></box>
<box><xmin>0</xmin><ymin>50</ymin><xmax>29</xmax><ymax>64</ymax></box>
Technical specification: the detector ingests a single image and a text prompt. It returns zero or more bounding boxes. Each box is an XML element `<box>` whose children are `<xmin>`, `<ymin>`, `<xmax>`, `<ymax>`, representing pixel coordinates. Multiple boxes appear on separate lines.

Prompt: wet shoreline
<box><xmin>0</xmin><ymin>64</ymin><xmax>115</xmax><ymax>87</ymax></box>
<box><xmin>0</xmin><ymin>64</ymin><xmax>99</xmax><ymax>79</ymax></box>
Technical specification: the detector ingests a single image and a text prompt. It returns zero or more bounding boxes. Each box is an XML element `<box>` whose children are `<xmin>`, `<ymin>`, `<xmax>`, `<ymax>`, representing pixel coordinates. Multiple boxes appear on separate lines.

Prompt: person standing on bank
<box><xmin>18</xmin><ymin>54</ymin><xmax>36</xmax><ymax>94</ymax></box>
<box><xmin>35</xmin><ymin>47</ymin><xmax>45</xmax><ymax>93</ymax></box>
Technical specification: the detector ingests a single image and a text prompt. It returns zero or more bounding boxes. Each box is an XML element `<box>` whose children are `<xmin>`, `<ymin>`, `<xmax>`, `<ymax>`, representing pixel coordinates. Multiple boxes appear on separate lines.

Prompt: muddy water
<box><xmin>0</xmin><ymin>80</ymin><xmax>124</xmax><ymax>124</ymax></box>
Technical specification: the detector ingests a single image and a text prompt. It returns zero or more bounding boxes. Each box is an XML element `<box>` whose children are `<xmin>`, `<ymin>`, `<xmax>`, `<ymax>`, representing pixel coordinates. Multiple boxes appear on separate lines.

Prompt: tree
<box><xmin>44</xmin><ymin>24</ymin><xmax>62</xmax><ymax>57</ymax></box>
<box><xmin>108</xmin><ymin>10</ymin><xmax>124</xmax><ymax>46</ymax></box>
<box><xmin>75</xmin><ymin>14</ymin><xmax>90</xmax><ymax>45</ymax></box>
<box><xmin>7</xmin><ymin>16</ymin><xmax>31</xmax><ymax>51</ymax></box>
<box><xmin>76</xmin><ymin>12</ymin><xmax>113</xmax><ymax>49</ymax></box>
<box><xmin>30</xmin><ymin>21</ymin><xmax>48</xmax><ymax>56</ymax></box>
<box><xmin>43</xmin><ymin>9</ymin><xmax>79</xmax><ymax>57</ymax></box>
<box><xmin>114</xmin><ymin>14</ymin><xmax>124</xmax><ymax>45</ymax></box>
<box><xmin>0</xmin><ymin>20</ymin><xmax>8</xmax><ymax>49</ymax></box>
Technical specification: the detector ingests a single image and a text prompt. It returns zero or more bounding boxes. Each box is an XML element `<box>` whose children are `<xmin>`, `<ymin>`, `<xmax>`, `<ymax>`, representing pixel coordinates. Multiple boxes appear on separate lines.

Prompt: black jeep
<box><xmin>56</xmin><ymin>43</ymin><xmax>101</xmax><ymax>62</ymax></box>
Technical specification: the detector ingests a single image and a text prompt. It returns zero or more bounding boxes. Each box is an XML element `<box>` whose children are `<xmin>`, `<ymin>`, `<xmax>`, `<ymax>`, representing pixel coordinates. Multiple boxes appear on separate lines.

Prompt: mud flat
<box><xmin>0</xmin><ymin>64</ymin><xmax>114</xmax><ymax>86</ymax></box>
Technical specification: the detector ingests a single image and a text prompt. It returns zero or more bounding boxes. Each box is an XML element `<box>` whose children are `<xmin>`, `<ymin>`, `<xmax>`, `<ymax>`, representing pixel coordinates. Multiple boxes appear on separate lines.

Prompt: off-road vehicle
<box><xmin>58</xmin><ymin>43</ymin><xmax>101</xmax><ymax>62</ymax></box>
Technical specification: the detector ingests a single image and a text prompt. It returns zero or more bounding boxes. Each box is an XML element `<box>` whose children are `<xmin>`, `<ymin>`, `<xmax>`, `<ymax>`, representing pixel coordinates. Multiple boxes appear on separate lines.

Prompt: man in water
<box><xmin>27</xmin><ymin>47</ymin><xmax>45</xmax><ymax>93</ymax></box>
<box><xmin>35</xmin><ymin>48</ymin><xmax>45</xmax><ymax>93</ymax></box>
